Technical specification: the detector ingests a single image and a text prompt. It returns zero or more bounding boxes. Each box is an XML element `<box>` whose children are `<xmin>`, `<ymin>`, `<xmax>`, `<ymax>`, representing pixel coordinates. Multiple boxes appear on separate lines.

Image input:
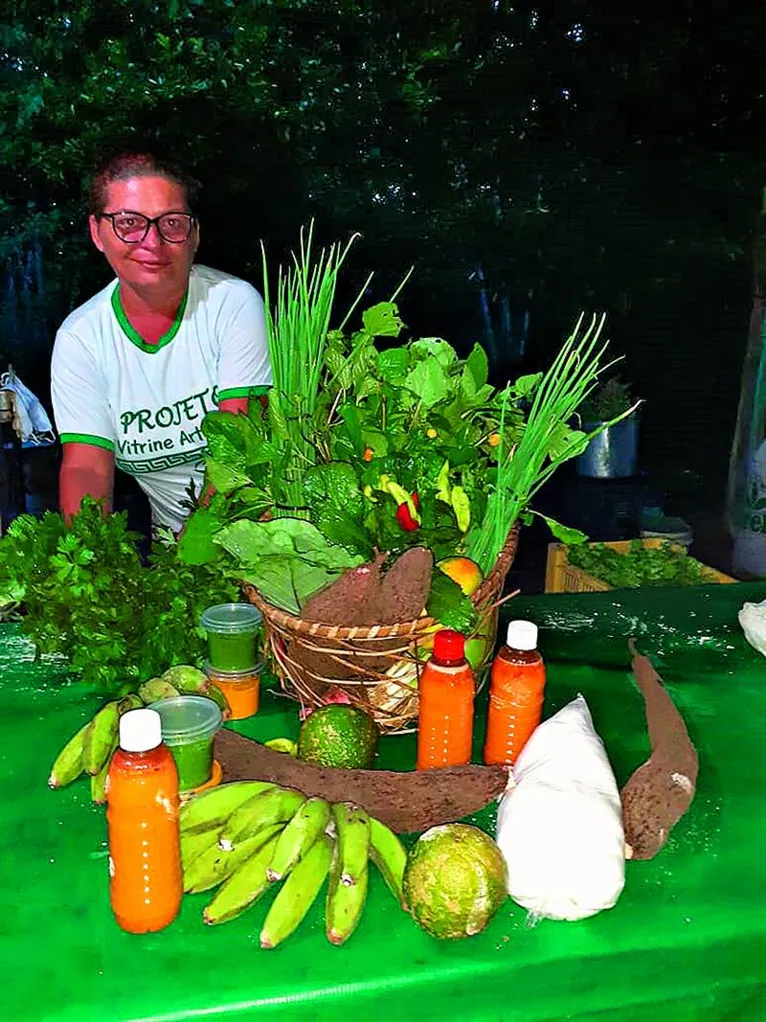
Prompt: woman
<box><xmin>51</xmin><ymin>149</ymin><xmax>271</xmax><ymax>534</ymax></box>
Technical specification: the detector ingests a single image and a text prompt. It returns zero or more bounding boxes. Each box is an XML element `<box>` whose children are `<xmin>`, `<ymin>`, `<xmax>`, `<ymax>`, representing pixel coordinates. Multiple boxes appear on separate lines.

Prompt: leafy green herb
<box><xmin>214</xmin><ymin>518</ymin><xmax>364</xmax><ymax>614</ymax></box>
<box><xmin>0</xmin><ymin>499</ymin><xmax>236</xmax><ymax>693</ymax></box>
<box><xmin>566</xmin><ymin>540</ymin><xmax>717</xmax><ymax>589</ymax></box>
<box><xmin>426</xmin><ymin>570</ymin><xmax>477</xmax><ymax>634</ymax></box>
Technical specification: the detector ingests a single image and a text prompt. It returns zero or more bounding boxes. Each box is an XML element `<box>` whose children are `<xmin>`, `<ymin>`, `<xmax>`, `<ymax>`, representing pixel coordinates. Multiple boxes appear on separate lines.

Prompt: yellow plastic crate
<box><xmin>544</xmin><ymin>538</ymin><xmax>736</xmax><ymax>594</ymax></box>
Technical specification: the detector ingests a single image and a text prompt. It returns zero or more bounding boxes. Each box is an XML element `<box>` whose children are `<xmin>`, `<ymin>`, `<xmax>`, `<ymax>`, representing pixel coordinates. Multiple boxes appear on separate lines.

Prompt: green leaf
<box><xmin>410</xmin><ymin>338</ymin><xmax>457</xmax><ymax>367</ymax></box>
<box><xmin>548</xmin><ymin>424</ymin><xmax>589</xmax><ymax>461</ymax></box>
<box><xmin>205</xmin><ymin>459</ymin><xmax>251</xmax><ymax>494</ymax></box>
<box><xmin>513</xmin><ymin>374</ymin><xmax>543</xmax><ymax>398</ymax></box>
<box><xmin>536</xmin><ymin>514</ymin><xmax>588</xmax><ymax>545</ymax></box>
<box><xmin>362</xmin><ymin>302</ymin><xmax>405</xmax><ymax>337</ymax></box>
<box><xmin>465</xmin><ymin>343</ymin><xmax>489</xmax><ymax>389</ymax></box>
<box><xmin>202</xmin><ymin>411</ymin><xmax>247</xmax><ymax>470</ymax></box>
<box><xmin>303</xmin><ymin>462</ymin><xmax>373</xmax><ymax>557</ymax></box>
<box><xmin>215</xmin><ymin>518</ymin><xmax>364</xmax><ymax>613</ymax></box>
<box><xmin>405</xmin><ymin>357</ymin><xmax>449</xmax><ymax>407</ymax></box>
<box><xmin>435</xmin><ymin>460</ymin><xmax>451</xmax><ymax>503</ymax></box>
<box><xmin>426</xmin><ymin>571</ymin><xmax>477</xmax><ymax>634</ymax></box>
<box><xmin>459</xmin><ymin>365</ymin><xmax>477</xmax><ymax>402</ymax></box>
<box><xmin>377</xmin><ymin>348</ymin><xmax>409</xmax><ymax>384</ymax></box>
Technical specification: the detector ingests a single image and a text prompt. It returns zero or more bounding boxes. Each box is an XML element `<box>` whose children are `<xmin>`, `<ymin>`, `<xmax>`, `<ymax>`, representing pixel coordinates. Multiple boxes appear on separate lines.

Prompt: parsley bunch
<box><xmin>566</xmin><ymin>540</ymin><xmax>715</xmax><ymax>589</ymax></box>
<box><xmin>0</xmin><ymin>499</ymin><xmax>236</xmax><ymax>693</ymax></box>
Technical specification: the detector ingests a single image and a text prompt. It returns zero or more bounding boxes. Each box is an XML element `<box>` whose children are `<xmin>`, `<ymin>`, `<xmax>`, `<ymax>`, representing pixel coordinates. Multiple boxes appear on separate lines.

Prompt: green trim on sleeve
<box><xmin>60</xmin><ymin>433</ymin><xmax>116</xmax><ymax>452</ymax></box>
<box><xmin>111</xmin><ymin>285</ymin><xmax>188</xmax><ymax>354</ymax></box>
<box><xmin>217</xmin><ymin>385</ymin><xmax>271</xmax><ymax>402</ymax></box>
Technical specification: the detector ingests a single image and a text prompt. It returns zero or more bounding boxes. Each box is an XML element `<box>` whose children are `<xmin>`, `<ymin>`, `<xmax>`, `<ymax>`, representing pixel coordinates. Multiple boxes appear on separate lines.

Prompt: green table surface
<box><xmin>3</xmin><ymin>584</ymin><xmax>766</xmax><ymax>1022</ymax></box>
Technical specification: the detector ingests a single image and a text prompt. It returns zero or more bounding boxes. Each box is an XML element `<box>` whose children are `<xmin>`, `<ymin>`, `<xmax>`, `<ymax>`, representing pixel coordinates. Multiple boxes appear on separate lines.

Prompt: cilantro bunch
<box><xmin>0</xmin><ymin>499</ymin><xmax>236</xmax><ymax>693</ymax></box>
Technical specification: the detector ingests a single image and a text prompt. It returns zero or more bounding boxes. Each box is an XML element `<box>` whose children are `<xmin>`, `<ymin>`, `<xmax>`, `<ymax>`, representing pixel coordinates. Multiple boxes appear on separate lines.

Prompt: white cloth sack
<box><xmin>0</xmin><ymin>369</ymin><xmax>55</xmax><ymax>445</ymax></box>
<box><xmin>738</xmin><ymin>600</ymin><xmax>766</xmax><ymax>657</ymax></box>
<box><xmin>495</xmin><ymin>694</ymin><xmax>625</xmax><ymax>922</ymax></box>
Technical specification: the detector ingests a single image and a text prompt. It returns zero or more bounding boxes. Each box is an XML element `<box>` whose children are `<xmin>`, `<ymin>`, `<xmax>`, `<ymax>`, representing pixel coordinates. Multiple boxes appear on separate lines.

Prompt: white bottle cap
<box><xmin>506</xmin><ymin>620</ymin><xmax>538</xmax><ymax>651</ymax></box>
<box><xmin>119</xmin><ymin>708</ymin><xmax>162</xmax><ymax>753</ymax></box>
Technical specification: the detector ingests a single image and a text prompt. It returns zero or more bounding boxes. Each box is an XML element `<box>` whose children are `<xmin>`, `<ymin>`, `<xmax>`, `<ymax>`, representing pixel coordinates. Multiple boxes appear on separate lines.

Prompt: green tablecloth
<box><xmin>3</xmin><ymin>584</ymin><xmax>766</xmax><ymax>1022</ymax></box>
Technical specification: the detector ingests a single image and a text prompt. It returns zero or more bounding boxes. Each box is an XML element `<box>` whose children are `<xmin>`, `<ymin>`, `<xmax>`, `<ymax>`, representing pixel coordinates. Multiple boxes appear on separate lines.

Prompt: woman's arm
<box><xmin>60</xmin><ymin>442</ymin><xmax>115</xmax><ymax>521</ymax></box>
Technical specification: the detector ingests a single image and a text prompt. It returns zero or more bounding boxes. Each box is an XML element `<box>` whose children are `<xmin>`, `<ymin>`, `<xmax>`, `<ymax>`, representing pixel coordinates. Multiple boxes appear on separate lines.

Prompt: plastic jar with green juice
<box><xmin>149</xmin><ymin>695</ymin><xmax>222</xmax><ymax>792</ymax></box>
<box><xmin>201</xmin><ymin>603</ymin><xmax>262</xmax><ymax>672</ymax></box>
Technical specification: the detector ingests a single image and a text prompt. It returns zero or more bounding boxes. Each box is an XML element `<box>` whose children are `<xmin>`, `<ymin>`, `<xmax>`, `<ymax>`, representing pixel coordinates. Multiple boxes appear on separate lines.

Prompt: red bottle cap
<box><xmin>433</xmin><ymin>629</ymin><xmax>465</xmax><ymax>662</ymax></box>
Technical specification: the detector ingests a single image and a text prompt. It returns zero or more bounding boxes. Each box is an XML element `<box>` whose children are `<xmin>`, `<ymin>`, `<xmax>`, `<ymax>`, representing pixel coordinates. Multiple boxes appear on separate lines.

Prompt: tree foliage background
<box><xmin>1</xmin><ymin>0</ymin><xmax>764</xmax><ymax>494</ymax></box>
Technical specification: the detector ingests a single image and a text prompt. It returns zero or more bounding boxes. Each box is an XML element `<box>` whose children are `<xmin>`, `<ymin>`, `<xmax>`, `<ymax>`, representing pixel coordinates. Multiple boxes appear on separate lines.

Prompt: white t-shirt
<box><xmin>51</xmin><ymin>264</ymin><xmax>271</xmax><ymax>532</ymax></box>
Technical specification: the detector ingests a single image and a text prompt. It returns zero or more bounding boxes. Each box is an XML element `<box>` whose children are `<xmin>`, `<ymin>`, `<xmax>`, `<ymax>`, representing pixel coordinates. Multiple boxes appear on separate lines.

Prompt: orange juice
<box><xmin>417</xmin><ymin>630</ymin><xmax>475</xmax><ymax>770</ymax></box>
<box><xmin>483</xmin><ymin>620</ymin><xmax>546</xmax><ymax>766</ymax></box>
<box><xmin>106</xmin><ymin>708</ymin><xmax>182</xmax><ymax>934</ymax></box>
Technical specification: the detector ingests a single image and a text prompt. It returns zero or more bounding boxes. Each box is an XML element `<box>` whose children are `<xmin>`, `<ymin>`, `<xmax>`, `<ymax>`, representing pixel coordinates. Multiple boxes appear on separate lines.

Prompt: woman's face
<box><xmin>89</xmin><ymin>174</ymin><xmax>199</xmax><ymax>297</ymax></box>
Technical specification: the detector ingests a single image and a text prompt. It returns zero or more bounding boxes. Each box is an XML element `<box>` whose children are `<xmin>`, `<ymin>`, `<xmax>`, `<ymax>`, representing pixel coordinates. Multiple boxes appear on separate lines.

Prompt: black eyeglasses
<box><xmin>96</xmin><ymin>210</ymin><xmax>197</xmax><ymax>244</ymax></box>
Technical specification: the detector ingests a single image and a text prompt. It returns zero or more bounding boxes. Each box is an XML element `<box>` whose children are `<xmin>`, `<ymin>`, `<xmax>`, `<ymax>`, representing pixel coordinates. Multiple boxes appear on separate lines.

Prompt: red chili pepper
<box><xmin>396</xmin><ymin>491</ymin><xmax>420</xmax><ymax>531</ymax></box>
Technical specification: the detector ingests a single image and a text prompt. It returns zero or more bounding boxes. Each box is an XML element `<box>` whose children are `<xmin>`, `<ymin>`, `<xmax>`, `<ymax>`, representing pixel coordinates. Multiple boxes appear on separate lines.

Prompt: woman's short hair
<box><xmin>88</xmin><ymin>149</ymin><xmax>201</xmax><ymax>215</ymax></box>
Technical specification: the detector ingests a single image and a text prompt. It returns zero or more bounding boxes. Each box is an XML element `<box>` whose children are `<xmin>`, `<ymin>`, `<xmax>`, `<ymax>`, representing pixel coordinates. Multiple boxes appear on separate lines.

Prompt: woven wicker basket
<box><xmin>243</xmin><ymin>524</ymin><xmax>520</xmax><ymax>733</ymax></box>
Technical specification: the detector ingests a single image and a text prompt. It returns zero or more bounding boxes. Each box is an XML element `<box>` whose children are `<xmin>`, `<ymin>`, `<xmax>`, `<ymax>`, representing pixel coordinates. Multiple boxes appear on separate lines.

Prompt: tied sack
<box><xmin>495</xmin><ymin>694</ymin><xmax>625</xmax><ymax>922</ymax></box>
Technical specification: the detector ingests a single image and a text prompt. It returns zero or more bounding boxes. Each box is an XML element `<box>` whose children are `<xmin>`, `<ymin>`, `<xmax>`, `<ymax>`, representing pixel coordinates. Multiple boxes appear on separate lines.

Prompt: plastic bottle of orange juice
<box><xmin>483</xmin><ymin>620</ymin><xmax>546</xmax><ymax>766</ymax></box>
<box><xmin>106</xmin><ymin>707</ymin><xmax>183</xmax><ymax>934</ymax></box>
<box><xmin>417</xmin><ymin>629</ymin><xmax>475</xmax><ymax>770</ymax></box>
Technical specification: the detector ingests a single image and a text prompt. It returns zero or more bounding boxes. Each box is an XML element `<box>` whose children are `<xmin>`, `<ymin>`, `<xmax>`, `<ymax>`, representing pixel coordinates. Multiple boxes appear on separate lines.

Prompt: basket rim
<box><xmin>241</xmin><ymin>521</ymin><xmax>521</xmax><ymax>640</ymax></box>
<box><xmin>242</xmin><ymin>584</ymin><xmax>438</xmax><ymax>640</ymax></box>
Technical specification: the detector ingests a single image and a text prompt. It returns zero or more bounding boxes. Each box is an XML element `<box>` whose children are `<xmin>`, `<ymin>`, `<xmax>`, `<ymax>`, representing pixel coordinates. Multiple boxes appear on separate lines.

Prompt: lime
<box><xmin>297</xmin><ymin>705</ymin><xmax>379</xmax><ymax>769</ymax></box>
<box><xmin>403</xmin><ymin>823</ymin><xmax>507</xmax><ymax>939</ymax></box>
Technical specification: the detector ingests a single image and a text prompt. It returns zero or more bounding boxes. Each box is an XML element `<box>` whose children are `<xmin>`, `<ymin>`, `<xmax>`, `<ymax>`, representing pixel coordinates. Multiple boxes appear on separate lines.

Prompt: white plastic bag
<box><xmin>495</xmin><ymin>694</ymin><xmax>625</xmax><ymax>922</ymax></box>
<box><xmin>738</xmin><ymin>600</ymin><xmax>766</xmax><ymax>657</ymax></box>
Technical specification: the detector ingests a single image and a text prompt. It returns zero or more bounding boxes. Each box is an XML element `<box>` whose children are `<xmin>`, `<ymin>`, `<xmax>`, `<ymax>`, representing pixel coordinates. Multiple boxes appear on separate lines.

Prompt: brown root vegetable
<box><xmin>214</xmin><ymin>728</ymin><xmax>508</xmax><ymax>834</ymax></box>
<box><xmin>377</xmin><ymin>547</ymin><xmax>433</xmax><ymax>624</ymax></box>
<box><xmin>620</xmin><ymin>639</ymin><xmax>699</xmax><ymax>860</ymax></box>
<box><xmin>294</xmin><ymin>548</ymin><xmax>434</xmax><ymax>682</ymax></box>
<box><xmin>301</xmin><ymin>553</ymin><xmax>387</xmax><ymax>626</ymax></box>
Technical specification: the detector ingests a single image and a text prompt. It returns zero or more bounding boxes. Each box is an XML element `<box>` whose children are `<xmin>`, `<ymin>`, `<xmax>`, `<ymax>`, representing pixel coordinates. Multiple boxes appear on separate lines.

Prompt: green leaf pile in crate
<box><xmin>566</xmin><ymin>540</ymin><xmax>721</xmax><ymax>589</ymax></box>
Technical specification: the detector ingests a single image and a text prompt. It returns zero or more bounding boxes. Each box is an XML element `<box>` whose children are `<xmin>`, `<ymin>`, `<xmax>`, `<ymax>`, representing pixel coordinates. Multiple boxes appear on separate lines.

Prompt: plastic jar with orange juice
<box><xmin>416</xmin><ymin>629</ymin><xmax>475</xmax><ymax>770</ymax></box>
<box><xmin>106</xmin><ymin>708</ymin><xmax>183</xmax><ymax>934</ymax></box>
<box><xmin>483</xmin><ymin>619</ymin><xmax>546</xmax><ymax>766</ymax></box>
<box><xmin>205</xmin><ymin>661</ymin><xmax>263</xmax><ymax>721</ymax></box>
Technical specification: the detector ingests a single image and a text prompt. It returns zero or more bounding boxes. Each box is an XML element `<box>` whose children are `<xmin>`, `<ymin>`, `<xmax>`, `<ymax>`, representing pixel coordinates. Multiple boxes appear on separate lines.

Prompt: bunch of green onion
<box><xmin>467</xmin><ymin>313</ymin><xmax>639</xmax><ymax>576</ymax></box>
<box><xmin>260</xmin><ymin>223</ymin><xmax>359</xmax><ymax>508</ymax></box>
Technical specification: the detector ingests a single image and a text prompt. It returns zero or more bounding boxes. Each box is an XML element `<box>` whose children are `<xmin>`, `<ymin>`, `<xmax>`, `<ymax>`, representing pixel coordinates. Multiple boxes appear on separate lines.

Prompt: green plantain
<box><xmin>181</xmin><ymin>825</ymin><xmax>223</xmax><ymax>875</ymax></box>
<box><xmin>260</xmin><ymin>833</ymin><xmax>333</xmax><ymax>949</ymax></box>
<box><xmin>185</xmin><ymin>824</ymin><xmax>283</xmax><ymax>894</ymax></box>
<box><xmin>180</xmin><ymin>781</ymin><xmax>276</xmax><ymax>834</ymax></box>
<box><xmin>332</xmin><ymin>802</ymin><xmax>370</xmax><ymax>886</ymax></box>
<box><xmin>267</xmin><ymin>797</ymin><xmax>331</xmax><ymax>882</ymax></box>
<box><xmin>219</xmin><ymin>787</ymin><xmax>306</xmax><ymax>849</ymax></box>
<box><xmin>90</xmin><ymin>738</ymin><xmax>118</xmax><ymax>804</ymax></box>
<box><xmin>49</xmin><ymin>719</ymin><xmax>93</xmax><ymax>789</ymax></box>
<box><xmin>368</xmin><ymin>817</ymin><xmax>407</xmax><ymax>905</ymax></box>
<box><xmin>326</xmin><ymin>846</ymin><xmax>369</xmax><ymax>946</ymax></box>
<box><xmin>203</xmin><ymin>831</ymin><xmax>281</xmax><ymax>925</ymax></box>
<box><xmin>83</xmin><ymin>701</ymin><xmax>121</xmax><ymax>776</ymax></box>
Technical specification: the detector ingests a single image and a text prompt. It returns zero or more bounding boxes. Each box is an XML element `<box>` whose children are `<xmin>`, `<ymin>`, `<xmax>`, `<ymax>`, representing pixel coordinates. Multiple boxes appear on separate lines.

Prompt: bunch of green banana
<box><xmin>48</xmin><ymin>693</ymin><xmax>143</xmax><ymax>802</ymax></box>
<box><xmin>180</xmin><ymin>781</ymin><xmax>408</xmax><ymax>949</ymax></box>
<box><xmin>48</xmin><ymin>665</ymin><xmax>229</xmax><ymax>803</ymax></box>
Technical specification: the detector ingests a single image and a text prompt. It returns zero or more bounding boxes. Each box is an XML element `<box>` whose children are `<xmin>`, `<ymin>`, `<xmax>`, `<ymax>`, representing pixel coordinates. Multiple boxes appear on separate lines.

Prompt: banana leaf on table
<box><xmin>506</xmin><ymin>581</ymin><xmax>766</xmax><ymax>673</ymax></box>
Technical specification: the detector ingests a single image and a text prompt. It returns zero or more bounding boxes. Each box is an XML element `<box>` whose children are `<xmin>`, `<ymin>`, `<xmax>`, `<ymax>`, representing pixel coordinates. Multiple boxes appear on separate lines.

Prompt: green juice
<box><xmin>208</xmin><ymin>630</ymin><xmax>257</xmax><ymax>672</ymax></box>
<box><xmin>170</xmin><ymin>736</ymin><xmax>214</xmax><ymax>791</ymax></box>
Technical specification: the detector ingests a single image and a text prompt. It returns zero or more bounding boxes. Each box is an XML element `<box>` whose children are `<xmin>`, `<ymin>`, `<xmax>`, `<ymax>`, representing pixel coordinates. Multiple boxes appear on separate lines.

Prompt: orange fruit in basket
<box><xmin>437</xmin><ymin>557</ymin><xmax>483</xmax><ymax>597</ymax></box>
